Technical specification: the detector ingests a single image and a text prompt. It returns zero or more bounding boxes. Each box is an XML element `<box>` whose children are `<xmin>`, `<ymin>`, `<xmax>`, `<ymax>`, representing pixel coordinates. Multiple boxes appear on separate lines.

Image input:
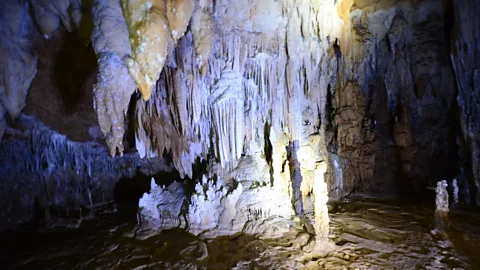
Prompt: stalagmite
<box><xmin>434</xmin><ymin>180</ymin><xmax>449</xmax><ymax>231</ymax></box>
<box><xmin>138</xmin><ymin>174</ymin><xmax>295</xmax><ymax>238</ymax></box>
<box><xmin>91</xmin><ymin>0</ymin><xmax>136</xmax><ymax>156</ymax></box>
<box><xmin>313</xmin><ymin>162</ymin><xmax>329</xmax><ymax>240</ymax></box>
<box><xmin>452</xmin><ymin>179</ymin><xmax>459</xmax><ymax>205</ymax></box>
<box><xmin>121</xmin><ymin>0</ymin><xmax>171</xmax><ymax>100</ymax></box>
<box><xmin>138</xmin><ymin>178</ymin><xmax>187</xmax><ymax>230</ymax></box>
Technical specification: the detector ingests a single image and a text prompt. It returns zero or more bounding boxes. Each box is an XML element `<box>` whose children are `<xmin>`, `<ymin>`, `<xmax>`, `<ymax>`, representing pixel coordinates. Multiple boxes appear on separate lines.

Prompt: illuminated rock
<box><xmin>121</xmin><ymin>0</ymin><xmax>171</xmax><ymax>100</ymax></box>
<box><xmin>435</xmin><ymin>180</ymin><xmax>449</xmax><ymax>215</ymax></box>
<box><xmin>167</xmin><ymin>0</ymin><xmax>195</xmax><ymax>42</ymax></box>
<box><xmin>138</xmin><ymin>178</ymin><xmax>188</xmax><ymax>230</ymax></box>
<box><xmin>138</xmin><ymin>175</ymin><xmax>295</xmax><ymax>238</ymax></box>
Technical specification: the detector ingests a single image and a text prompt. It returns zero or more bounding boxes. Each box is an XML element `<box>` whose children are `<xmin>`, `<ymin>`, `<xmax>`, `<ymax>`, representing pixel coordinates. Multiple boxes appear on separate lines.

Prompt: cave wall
<box><xmin>450</xmin><ymin>0</ymin><xmax>480</xmax><ymax>205</ymax></box>
<box><xmin>328</xmin><ymin>0</ymin><xmax>458</xmax><ymax>196</ymax></box>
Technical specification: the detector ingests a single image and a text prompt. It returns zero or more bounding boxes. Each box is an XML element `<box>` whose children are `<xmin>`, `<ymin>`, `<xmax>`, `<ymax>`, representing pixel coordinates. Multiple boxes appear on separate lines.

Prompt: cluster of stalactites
<box><xmin>132</xmin><ymin>0</ymin><xmax>344</xmax><ymax>179</ymax></box>
<box><xmin>88</xmin><ymin>0</ymin><xmax>215</xmax><ymax>156</ymax></box>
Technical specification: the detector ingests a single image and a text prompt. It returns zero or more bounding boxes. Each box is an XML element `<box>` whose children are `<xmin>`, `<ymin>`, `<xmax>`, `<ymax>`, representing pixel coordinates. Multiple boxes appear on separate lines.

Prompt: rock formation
<box><xmin>138</xmin><ymin>175</ymin><xmax>297</xmax><ymax>239</ymax></box>
<box><xmin>0</xmin><ymin>115</ymin><xmax>170</xmax><ymax>231</ymax></box>
<box><xmin>91</xmin><ymin>0</ymin><xmax>136</xmax><ymax>156</ymax></box>
<box><xmin>0</xmin><ymin>0</ymin><xmax>37</xmax><ymax>139</ymax></box>
<box><xmin>434</xmin><ymin>180</ymin><xmax>449</xmax><ymax>231</ymax></box>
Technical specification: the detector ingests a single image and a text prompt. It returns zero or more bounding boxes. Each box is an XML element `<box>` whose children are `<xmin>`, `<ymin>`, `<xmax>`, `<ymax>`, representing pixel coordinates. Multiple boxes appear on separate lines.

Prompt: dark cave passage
<box><xmin>114</xmin><ymin>169</ymin><xmax>183</xmax><ymax>205</ymax></box>
<box><xmin>54</xmin><ymin>30</ymin><xmax>97</xmax><ymax>113</ymax></box>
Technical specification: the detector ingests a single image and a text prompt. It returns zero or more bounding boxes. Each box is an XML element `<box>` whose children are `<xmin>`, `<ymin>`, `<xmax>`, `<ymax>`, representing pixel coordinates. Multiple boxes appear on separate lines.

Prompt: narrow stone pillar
<box><xmin>451</xmin><ymin>179</ymin><xmax>459</xmax><ymax>205</ymax></box>
<box><xmin>435</xmin><ymin>180</ymin><xmax>449</xmax><ymax>231</ymax></box>
<box><xmin>313</xmin><ymin>162</ymin><xmax>329</xmax><ymax>240</ymax></box>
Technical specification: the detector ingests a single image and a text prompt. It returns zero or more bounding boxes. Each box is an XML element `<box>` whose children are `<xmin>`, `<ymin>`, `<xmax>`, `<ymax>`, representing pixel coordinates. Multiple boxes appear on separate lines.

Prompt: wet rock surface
<box><xmin>2</xmin><ymin>197</ymin><xmax>479</xmax><ymax>269</ymax></box>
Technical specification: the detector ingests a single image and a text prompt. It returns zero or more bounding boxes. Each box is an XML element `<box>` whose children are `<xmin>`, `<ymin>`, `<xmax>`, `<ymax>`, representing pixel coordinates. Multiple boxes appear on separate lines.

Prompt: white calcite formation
<box><xmin>138</xmin><ymin>175</ymin><xmax>296</xmax><ymax>238</ymax></box>
<box><xmin>435</xmin><ymin>180</ymin><xmax>449</xmax><ymax>215</ymax></box>
<box><xmin>133</xmin><ymin>0</ymin><xmax>341</xmax><ymax>242</ymax></box>
<box><xmin>138</xmin><ymin>178</ymin><xmax>188</xmax><ymax>230</ymax></box>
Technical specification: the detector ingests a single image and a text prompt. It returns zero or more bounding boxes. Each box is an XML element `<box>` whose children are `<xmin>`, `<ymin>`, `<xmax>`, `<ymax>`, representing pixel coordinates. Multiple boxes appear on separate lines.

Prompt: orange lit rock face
<box><xmin>167</xmin><ymin>0</ymin><xmax>195</xmax><ymax>43</ymax></box>
<box><xmin>121</xmin><ymin>0</ymin><xmax>197</xmax><ymax>100</ymax></box>
<box><xmin>122</xmin><ymin>0</ymin><xmax>171</xmax><ymax>101</ymax></box>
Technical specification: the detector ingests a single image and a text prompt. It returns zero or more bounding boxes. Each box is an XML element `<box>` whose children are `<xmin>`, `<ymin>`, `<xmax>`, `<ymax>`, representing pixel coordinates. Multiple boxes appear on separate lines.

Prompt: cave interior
<box><xmin>1</xmin><ymin>0</ymin><xmax>480</xmax><ymax>268</ymax></box>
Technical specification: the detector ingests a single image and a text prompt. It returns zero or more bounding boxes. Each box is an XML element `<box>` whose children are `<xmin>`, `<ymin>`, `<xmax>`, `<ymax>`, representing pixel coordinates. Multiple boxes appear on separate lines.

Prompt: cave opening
<box><xmin>54</xmin><ymin>30</ymin><xmax>97</xmax><ymax>114</ymax></box>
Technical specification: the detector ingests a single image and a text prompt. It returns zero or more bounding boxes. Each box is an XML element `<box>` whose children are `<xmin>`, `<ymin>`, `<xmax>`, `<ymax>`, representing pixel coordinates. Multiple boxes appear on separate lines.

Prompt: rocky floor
<box><xmin>1</xmin><ymin>197</ymin><xmax>479</xmax><ymax>269</ymax></box>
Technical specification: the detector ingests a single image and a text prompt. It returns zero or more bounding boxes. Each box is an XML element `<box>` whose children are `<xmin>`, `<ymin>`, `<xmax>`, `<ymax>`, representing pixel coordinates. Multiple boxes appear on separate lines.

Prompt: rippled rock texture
<box><xmin>0</xmin><ymin>115</ymin><xmax>170</xmax><ymax>231</ymax></box>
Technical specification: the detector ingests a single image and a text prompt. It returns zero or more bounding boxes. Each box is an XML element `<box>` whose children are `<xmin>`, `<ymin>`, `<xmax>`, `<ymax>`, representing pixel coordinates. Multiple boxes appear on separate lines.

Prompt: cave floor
<box><xmin>1</xmin><ymin>198</ymin><xmax>479</xmax><ymax>269</ymax></box>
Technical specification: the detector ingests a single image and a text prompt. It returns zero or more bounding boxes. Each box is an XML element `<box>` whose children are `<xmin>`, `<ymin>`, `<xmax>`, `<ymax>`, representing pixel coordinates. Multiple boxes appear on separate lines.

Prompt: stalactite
<box><xmin>0</xmin><ymin>0</ymin><xmax>37</xmax><ymax>121</ymax></box>
<box><xmin>91</xmin><ymin>0</ymin><xmax>136</xmax><ymax>156</ymax></box>
<box><xmin>191</xmin><ymin>6</ymin><xmax>214</xmax><ymax>76</ymax></box>
<box><xmin>167</xmin><ymin>0</ymin><xmax>195</xmax><ymax>43</ymax></box>
<box><xmin>121</xmin><ymin>0</ymin><xmax>171</xmax><ymax>100</ymax></box>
